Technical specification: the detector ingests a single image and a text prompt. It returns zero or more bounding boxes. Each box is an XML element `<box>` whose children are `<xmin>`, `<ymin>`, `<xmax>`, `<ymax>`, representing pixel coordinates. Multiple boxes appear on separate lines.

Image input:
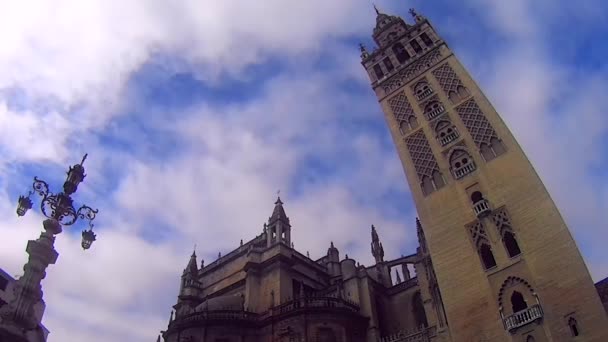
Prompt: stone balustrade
<box><xmin>504</xmin><ymin>304</ymin><xmax>543</xmax><ymax>332</ymax></box>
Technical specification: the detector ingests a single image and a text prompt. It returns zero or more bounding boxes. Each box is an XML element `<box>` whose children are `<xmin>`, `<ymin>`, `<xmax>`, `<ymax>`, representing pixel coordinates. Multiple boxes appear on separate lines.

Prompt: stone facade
<box><xmin>596</xmin><ymin>277</ymin><xmax>608</xmax><ymax>314</ymax></box>
<box><xmin>361</xmin><ymin>7</ymin><xmax>608</xmax><ymax>342</ymax></box>
<box><xmin>161</xmin><ymin>7</ymin><xmax>608</xmax><ymax>342</ymax></box>
<box><xmin>161</xmin><ymin>198</ymin><xmax>445</xmax><ymax>342</ymax></box>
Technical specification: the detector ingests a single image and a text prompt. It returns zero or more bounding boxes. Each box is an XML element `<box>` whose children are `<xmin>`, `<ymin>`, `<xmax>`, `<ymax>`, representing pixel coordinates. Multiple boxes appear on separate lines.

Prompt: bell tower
<box><xmin>361</xmin><ymin>7</ymin><xmax>608</xmax><ymax>341</ymax></box>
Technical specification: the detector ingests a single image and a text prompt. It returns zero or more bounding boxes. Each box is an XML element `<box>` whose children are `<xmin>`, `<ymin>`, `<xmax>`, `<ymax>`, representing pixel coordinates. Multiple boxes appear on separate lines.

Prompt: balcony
<box><xmin>416</xmin><ymin>87</ymin><xmax>434</xmax><ymax>101</ymax></box>
<box><xmin>425</xmin><ymin>105</ymin><xmax>444</xmax><ymax>120</ymax></box>
<box><xmin>504</xmin><ymin>304</ymin><xmax>543</xmax><ymax>332</ymax></box>
<box><xmin>472</xmin><ymin>199</ymin><xmax>491</xmax><ymax>217</ymax></box>
<box><xmin>439</xmin><ymin>130</ymin><xmax>458</xmax><ymax>146</ymax></box>
<box><xmin>381</xmin><ymin>326</ymin><xmax>435</xmax><ymax>342</ymax></box>
<box><xmin>452</xmin><ymin>160</ymin><xmax>476</xmax><ymax>179</ymax></box>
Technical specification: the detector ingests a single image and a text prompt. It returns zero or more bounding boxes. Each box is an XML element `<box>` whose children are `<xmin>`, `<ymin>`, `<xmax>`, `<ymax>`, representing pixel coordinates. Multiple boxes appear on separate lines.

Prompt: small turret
<box><xmin>371</xmin><ymin>225</ymin><xmax>385</xmax><ymax>263</ymax></box>
<box><xmin>326</xmin><ymin>241</ymin><xmax>341</xmax><ymax>277</ymax></box>
<box><xmin>176</xmin><ymin>250</ymin><xmax>202</xmax><ymax>317</ymax></box>
<box><xmin>266</xmin><ymin>196</ymin><xmax>292</xmax><ymax>247</ymax></box>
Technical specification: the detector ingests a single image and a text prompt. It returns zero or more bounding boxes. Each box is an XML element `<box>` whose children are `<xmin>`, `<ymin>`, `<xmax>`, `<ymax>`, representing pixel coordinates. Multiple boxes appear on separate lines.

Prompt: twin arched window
<box><xmin>414</xmin><ymin>82</ymin><xmax>433</xmax><ymax>100</ymax></box>
<box><xmin>450</xmin><ymin>148</ymin><xmax>476</xmax><ymax>179</ymax></box>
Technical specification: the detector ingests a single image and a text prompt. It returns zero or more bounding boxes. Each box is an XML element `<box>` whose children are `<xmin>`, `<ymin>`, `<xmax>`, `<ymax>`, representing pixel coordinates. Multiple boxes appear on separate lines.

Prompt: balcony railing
<box><xmin>271</xmin><ymin>296</ymin><xmax>360</xmax><ymax>316</ymax></box>
<box><xmin>472</xmin><ymin>199</ymin><xmax>491</xmax><ymax>217</ymax></box>
<box><xmin>504</xmin><ymin>304</ymin><xmax>543</xmax><ymax>332</ymax></box>
<box><xmin>439</xmin><ymin>130</ymin><xmax>458</xmax><ymax>146</ymax></box>
<box><xmin>380</xmin><ymin>326</ymin><xmax>432</xmax><ymax>342</ymax></box>
<box><xmin>416</xmin><ymin>88</ymin><xmax>434</xmax><ymax>101</ymax></box>
<box><xmin>452</xmin><ymin>161</ymin><xmax>476</xmax><ymax>179</ymax></box>
<box><xmin>425</xmin><ymin>105</ymin><xmax>444</xmax><ymax>120</ymax></box>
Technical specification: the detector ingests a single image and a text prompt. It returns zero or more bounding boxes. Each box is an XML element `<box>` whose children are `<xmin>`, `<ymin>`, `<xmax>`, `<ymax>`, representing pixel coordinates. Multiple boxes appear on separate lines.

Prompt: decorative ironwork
<box><xmin>404</xmin><ymin>130</ymin><xmax>440</xmax><ymax>180</ymax></box>
<box><xmin>16</xmin><ymin>154</ymin><xmax>99</xmax><ymax>248</ymax></box>
<box><xmin>456</xmin><ymin>99</ymin><xmax>499</xmax><ymax>148</ymax></box>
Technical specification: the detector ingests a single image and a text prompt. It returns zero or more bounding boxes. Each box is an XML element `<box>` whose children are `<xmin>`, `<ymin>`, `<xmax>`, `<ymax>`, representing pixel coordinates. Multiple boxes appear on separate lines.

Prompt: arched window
<box><xmin>480</xmin><ymin>143</ymin><xmax>494</xmax><ymax>161</ymax></box>
<box><xmin>399</xmin><ymin>121</ymin><xmax>409</xmax><ymax>135</ymax></box>
<box><xmin>435</xmin><ymin>120</ymin><xmax>458</xmax><ymax>146</ymax></box>
<box><xmin>449</xmin><ymin>149</ymin><xmax>475</xmax><ymax>179</ymax></box>
<box><xmin>471</xmin><ymin>191</ymin><xmax>484</xmax><ymax>203</ymax></box>
<box><xmin>424</xmin><ymin>101</ymin><xmax>444</xmax><ymax>120</ymax></box>
<box><xmin>422</xmin><ymin>176</ymin><xmax>434</xmax><ymax>196</ymax></box>
<box><xmin>511</xmin><ymin>291</ymin><xmax>528</xmax><ymax>313</ymax></box>
<box><xmin>526</xmin><ymin>336</ymin><xmax>536</xmax><ymax>342</ymax></box>
<box><xmin>408</xmin><ymin>115</ymin><xmax>419</xmax><ymax>130</ymax></box>
<box><xmin>373</xmin><ymin>64</ymin><xmax>384</xmax><ymax>79</ymax></box>
<box><xmin>569</xmin><ymin>317</ymin><xmax>580</xmax><ymax>337</ymax></box>
<box><xmin>392</xmin><ymin>43</ymin><xmax>411</xmax><ymax>64</ymax></box>
<box><xmin>480</xmin><ymin>243</ymin><xmax>497</xmax><ymax>269</ymax></box>
<box><xmin>414</xmin><ymin>82</ymin><xmax>433</xmax><ymax>100</ymax></box>
<box><xmin>412</xmin><ymin>292</ymin><xmax>429</xmax><ymax>328</ymax></box>
<box><xmin>480</xmin><ymin>138</ymin><xmax>507</xmax><ymax>162</ymax></box>
<box><xmin>503</xmin><ymin>231</ymin><xmax>521</xmax><ymax>257</ymax></box>
<box><xmin>432</xmin><ymin>170</ymin><xmax>445</xmax><ymax>190</ymax></box>
<box><xmin>490</xmin><ymin>137</ymin><xmax>506</xmax><ymax>156</ymax></box>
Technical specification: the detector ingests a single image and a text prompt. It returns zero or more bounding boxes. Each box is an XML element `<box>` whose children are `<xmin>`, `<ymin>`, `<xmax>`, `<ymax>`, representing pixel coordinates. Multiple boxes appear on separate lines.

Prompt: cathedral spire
<box><xmin>371</xmin><ymin>225</ymin><xmax>385</xmax><ymax>263</ymax></box>
<box><xmin>184</xmin><ymin>249</ymin><xmax>198</xmax><ymax>276</ymax></box>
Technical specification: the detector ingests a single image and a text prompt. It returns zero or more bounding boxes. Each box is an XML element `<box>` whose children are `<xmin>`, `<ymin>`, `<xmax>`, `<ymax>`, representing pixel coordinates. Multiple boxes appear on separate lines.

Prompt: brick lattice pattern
<box><xmin>381</xmin><ymin>48</ymin><xmax>442</xmax><ymax>94</ymax></box>
<box><xmin>467</xmin><ymin>220</ymin><xmax>489</xmax><ymax>248</ymax></box>
<box><xmin>388</xmin><ymin>92</ymin><xmax>416</xmax><ymax>123</ymax></box>
<box><xmin>432</xmin><ymin>63</ymin><xmax>465</xmax><ymax>96</ymax></box>
<box><xmin>404</xmin><ymin>130</ymin><xmax>440</xmax><ymax>179</ymax></box>
<box><xmin>492</xmin><ymin>207</ymin><xmax>514</xmax><ymax>236</ymax></box>
<box><xmin>456</xmin><ymin>98</ymin><xmax>499</xmax><ymax>148</ymax></box>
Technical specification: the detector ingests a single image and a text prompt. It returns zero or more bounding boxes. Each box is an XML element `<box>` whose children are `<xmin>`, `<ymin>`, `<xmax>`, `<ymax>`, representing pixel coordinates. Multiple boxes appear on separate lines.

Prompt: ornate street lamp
<box><xmin>15</xmin><ymin>154</ymin><xmax>99</xmax><ymax>248</ymax></box>
<box><xmin>0</xmin><ymin>154</ymin><xmax>100</xmax><ymax>341</ymax></box>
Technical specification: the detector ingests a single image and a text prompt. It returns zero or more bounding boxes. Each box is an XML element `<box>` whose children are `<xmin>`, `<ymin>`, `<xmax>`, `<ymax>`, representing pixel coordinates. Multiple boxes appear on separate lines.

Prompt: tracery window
<box><xmin>449</xmin><ymin>148</ymin><xmax>476</xmax><ymax>179</ymax></box>
<box><xmin>414</xmin><ymin>81</ymin><xmax>434</xmax><ymax>101</ymax></box>
<box><xmin>435</xmin><ymin>120</ymin><xmax>459</xmax><ymax>146</ymax></box>
<box><xmin>492</xmin><ymin>208</ymin><xmax>522</xmax><ymax>257</ymax></box>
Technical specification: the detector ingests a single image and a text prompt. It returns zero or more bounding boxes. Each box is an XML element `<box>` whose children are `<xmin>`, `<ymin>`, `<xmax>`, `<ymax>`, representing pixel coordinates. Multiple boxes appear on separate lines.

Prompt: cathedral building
<box><xmin>160</xmin><ymin>8</ymin><xmax>608</xmax><ymax>342</ymax></box>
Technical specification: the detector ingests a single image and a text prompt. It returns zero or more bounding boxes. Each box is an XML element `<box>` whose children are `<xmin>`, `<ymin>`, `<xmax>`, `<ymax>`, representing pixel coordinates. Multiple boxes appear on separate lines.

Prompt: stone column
<box><xmin>0</xmin><ymin>219</ymin><xmax>59</xmax><ymax>342</ymax></box>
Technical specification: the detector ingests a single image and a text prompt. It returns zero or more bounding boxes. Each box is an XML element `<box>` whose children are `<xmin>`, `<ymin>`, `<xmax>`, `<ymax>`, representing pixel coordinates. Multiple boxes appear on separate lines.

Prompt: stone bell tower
<box><xmin>361</xmin><ymin>7</ymin><xmax>608</xmax><ymax>342</ymax></box>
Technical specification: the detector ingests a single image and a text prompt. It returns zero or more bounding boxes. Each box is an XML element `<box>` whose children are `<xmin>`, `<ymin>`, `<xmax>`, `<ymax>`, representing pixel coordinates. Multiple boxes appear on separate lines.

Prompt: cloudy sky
<box><xmin>0</xmin><ymin>0</ymin><xmax>607</xmax><ymax>341</ymax></box>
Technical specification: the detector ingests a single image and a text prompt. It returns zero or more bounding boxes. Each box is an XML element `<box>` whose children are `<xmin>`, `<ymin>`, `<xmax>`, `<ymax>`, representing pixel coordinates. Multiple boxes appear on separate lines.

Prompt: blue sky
<box><xmin>1</xmin><ymin>1</ymin><xmax>607</xmax><ymax>341</ymax></box>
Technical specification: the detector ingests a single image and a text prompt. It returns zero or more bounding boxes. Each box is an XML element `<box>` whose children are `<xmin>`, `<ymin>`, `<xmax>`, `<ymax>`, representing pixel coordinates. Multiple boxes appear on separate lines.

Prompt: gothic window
<box><xmin>449</xmin><ymin>147</ymin><xmax>476</xmax><ymax>179</ymax></box>
<box><xmin>410</xmin><ymin>39</ymin><xmax>423</xmax><ymax>53</ymax></box>
<box><xmin>405</xmin><ymin>130</ymin><xmax>444</xmax><ymax>195</ymax></box>
<box><xmin>435</xmin><ymin>120</ymin><xmax>459</xmax><ymax>146</ymax></box>
<box><xmin>480</xmin><ymin>243</ymin><xmax>497</xmax><ymax>269</ymax></box>
<box><xmin>420</xmin><ymin>33</ymin><xmax>433</xmax><ymax>47</ymax></box>
<box><xmin>424</xmin><ymin>100</ymin><xmax>444</xmax><ymax>120</ymax></box>
<box><xmin>383</xmin><ymin>57</ymin><xmax>395</xmax><ymax>72</ymax></box>
<box><xmin>373</xmin><ymin>64</ymin><xmax>384</xmax><ymax>79</ymax></box>
<box><xmin>503</xmin><ymin>231</ymin><xmax>521</xmax><ymax>258</ymax></box>
<box><xmin>431</xmin><ymin>63</ymin><xmax>470</xmax><ymax>104</ymax></box>
<box><xmin>413</xmin><ymin>292</ymin><xmax>429</xmax><ymax>328</ymax></box>
<box><xmin>392</xmin><ymin>43</ymin><xmax>411</xmax><ymax>64</ymax></box>
<box><xmin>511</xmin><ymin>291</ymin><xmax>528</xmax><ymax>313</ymax></box>
<box><xmin>569</xmin><ymin>317</ymin><xmax>580</xmax><ymax>337</ymax></box>
<box><xmin>414</xmin><ymin>81</ymin><xmax>434</xmax><ymax>100</ymax></box>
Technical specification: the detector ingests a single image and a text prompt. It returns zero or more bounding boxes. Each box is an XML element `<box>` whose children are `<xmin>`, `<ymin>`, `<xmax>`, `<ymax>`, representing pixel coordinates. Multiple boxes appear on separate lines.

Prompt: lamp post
<box><xmin>0</xmin><ymin>154</ymin><xmax>99</xmax><ymax>342</ymax></box>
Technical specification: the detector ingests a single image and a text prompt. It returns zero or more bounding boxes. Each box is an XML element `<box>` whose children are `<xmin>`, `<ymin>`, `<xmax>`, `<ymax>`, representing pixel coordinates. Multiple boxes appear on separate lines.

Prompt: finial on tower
<box><xmin>409</xmin><ymin>8</ymin><xmax>417</xmax><ymax>18</ymax></box>
<box><xmin>359</xmin><ymin>43</ymin><xmax>369</xmax><ymax>59</ymax></box>
<box><xmin>373</xmin><ymin>4</ymin><xmax>380</xmax><ymax>15</ymax></box>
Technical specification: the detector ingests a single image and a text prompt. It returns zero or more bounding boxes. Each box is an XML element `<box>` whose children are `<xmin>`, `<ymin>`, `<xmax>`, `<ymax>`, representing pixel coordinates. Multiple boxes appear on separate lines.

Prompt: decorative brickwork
<box><xmin>388</xmin><ymin>93</ymin><xmax>416</xmax><ymax>123</ymax></box>
<box><xmin>404</xmin><ymin>130</ymin><xmax>440</xmax><ymax>180</ymax></box>
<box><xmin>381</xmin><ymin>48</ymin><xmax>442</xmax><ymax>94</ymax></box>
<box><xmin>456</xmin><ymin>99</ymin><xmax>499</xmax><ymax>148</ymax></box>
<box><xmin>467</xmin><ymin>220</ymin><xmax>489</xmax><ymax>248</ymax></box>
<box><xmin>492</xmin><ymin>207</ymin><xmax>514</xmax><ymax>236</ymax></box>
<box><xmin>432</xmin><ymin>63</ymin><xmax>465</xmax><ymax>97</ymax></box>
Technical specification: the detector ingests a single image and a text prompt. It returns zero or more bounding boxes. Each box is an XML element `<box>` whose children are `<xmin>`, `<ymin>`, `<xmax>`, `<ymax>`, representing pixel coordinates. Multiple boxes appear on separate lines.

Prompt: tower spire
<box><xmin>371</xmin><ymin>224</ymin><xmax>385</xmax><ymax>263</ymax></box>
